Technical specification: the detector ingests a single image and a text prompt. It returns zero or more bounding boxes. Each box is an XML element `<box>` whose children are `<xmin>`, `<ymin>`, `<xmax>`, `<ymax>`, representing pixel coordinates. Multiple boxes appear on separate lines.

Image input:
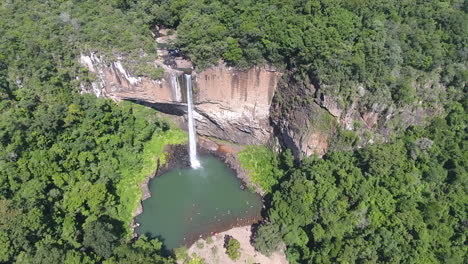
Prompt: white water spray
<box><xmin>185</xmin><ymin>74</ymin><xmax>201</xmax><ymax>169</ymax></box>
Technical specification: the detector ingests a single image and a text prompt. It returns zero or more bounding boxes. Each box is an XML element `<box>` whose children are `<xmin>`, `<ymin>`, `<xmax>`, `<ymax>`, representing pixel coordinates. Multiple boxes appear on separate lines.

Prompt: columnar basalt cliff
<box><xmin>80</xmin><ymin>54</ymin><xmax>281</xmax><ymax>145</ymax></box>
<box><xmin>80</xmin><ymin>53</ymin><xmax>443</xmax><ymax>158</ymax></box>
<box><xmin>194</xmin><ymin>64</ymin><xmax>281</xmax><ymax>145</ymax></box>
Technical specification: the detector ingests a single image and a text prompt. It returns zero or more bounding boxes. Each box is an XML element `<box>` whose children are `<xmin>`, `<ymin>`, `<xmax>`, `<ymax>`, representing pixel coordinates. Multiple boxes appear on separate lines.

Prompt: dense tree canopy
<box><xmin>0</xmin><ymin>0</ymin><xmax>165</xmax><ymax>81</ymax></box>
<box><xmin>254</xmin><ymin>103</ymin><xmax>467</xmax><ymax>263</ymax></box>
<box><xmin>0</xmin><ymin>1</ymin><xmax>186</xmax><ymax>262</ymax></box>
<box><xmin>0</xmin><ymin>1</ymin><xmax>466</xmax><ymax>263</ymax></box>
<box><xmin>0</xmin><ymin>89</ymin><xmax>180</xmax><ymax>262</ymax></box>
<box><xmin>159</xmin><ymin>0</ymin><xmax>467</xmax><ymax>106</ymax></box>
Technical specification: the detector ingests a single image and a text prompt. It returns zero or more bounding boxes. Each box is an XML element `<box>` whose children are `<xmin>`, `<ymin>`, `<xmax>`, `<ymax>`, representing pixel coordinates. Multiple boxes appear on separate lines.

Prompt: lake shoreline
<box><xmin>186</xmin><ymin>225</ymin><xmax>288</xmax><ymax>264</ymax></box>
<box><xmin>198</xmin><ymin>137</ymin><xmax>266</xmax><ymax>196</ymax></box>
<box><xmin>131</xmin><ymin>138</ymin><xmax>265</xmax><ymax>244</ymax></box>
<box><xmin>134</xmin><ymin>155</ymin><xmax>263</xmax><ymax>248</ymax></box>
<box><xmin>130</xmin><ymin>143</ymin><xmax>189</xmax><ymax>236</ymax></box>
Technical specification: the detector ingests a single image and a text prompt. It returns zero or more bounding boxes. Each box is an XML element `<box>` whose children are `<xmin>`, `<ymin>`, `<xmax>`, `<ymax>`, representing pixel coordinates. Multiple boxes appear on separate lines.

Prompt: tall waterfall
<box><xmin>185</xmin><ymin>74</ymin><xmax>201</xmax><ymax>169</ymax></box>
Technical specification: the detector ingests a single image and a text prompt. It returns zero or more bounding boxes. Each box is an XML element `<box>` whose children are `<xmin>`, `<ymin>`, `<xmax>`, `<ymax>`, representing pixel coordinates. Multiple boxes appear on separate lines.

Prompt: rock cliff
<box><xmin>80</xmin><ymin>23</ymin><xmax>445</xmax><ymax>159</ymax></box>
<box><xmin>79</xmin><ymin>54</ymin><xmax>281</xmax><ymax>145</ymax></box>
<box><xmin>79</xmin><ymin>53</ymin><xmax>184</xmax><ymax>104</ymax></box>
<box><xmin>194</xmin><ymin>64</ymin><xmax>281</xmax><ymax>144</ymax></box>
<box><xmin>80</xmin><ymin>53</ymin><xmax>443</xmax><ymax>158</ymax></box>
<box><xmin>270</xmin><ymin>73</ymin><xmax>444</xmax><ymax>158</ymax></box>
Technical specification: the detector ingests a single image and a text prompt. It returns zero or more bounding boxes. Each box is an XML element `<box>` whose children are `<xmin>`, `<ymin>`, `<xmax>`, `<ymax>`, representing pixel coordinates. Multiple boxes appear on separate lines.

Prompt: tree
<box><xmin>107</xmin><ymin>236</ymin><xmax>174</xmax><ymax>264</ymax></box>
<box><xmin>223</xmin><ymin>37</ymin><xmax>243</xmax><ymax>65</ymax></box>
<box><xmin>224</xmin><ymin>236</ymin><xmax>241</xmax><ymax>261</ymax></box>
<box><xmin>254</xmin><ymin>223</ymin><xmax>282</xmax><ymax>256</ymax></box>
<box><xmin>83</xmin><ymin>220</ymin><xmax>118</xmax><ymax>259</ymax></box>
<box><xmin>254</xmin><ymin>105</ymin><xmax>467</xmax><ymax>263</ymax></box>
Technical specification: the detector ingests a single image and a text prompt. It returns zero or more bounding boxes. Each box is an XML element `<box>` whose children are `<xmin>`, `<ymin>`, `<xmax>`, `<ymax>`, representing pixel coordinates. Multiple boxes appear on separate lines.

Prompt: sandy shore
<box><xmin>184</xmin><ymin>225</ymin><xmax>288</xmax><ymax>264</ymax></box>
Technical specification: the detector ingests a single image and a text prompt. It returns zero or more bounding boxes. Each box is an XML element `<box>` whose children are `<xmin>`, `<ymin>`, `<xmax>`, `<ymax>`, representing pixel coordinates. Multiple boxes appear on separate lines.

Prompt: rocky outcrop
<box><xmin>79</xmin><ymin>53</ymin><xmax>185</xmax><ymax>106</ymax></box>
<box><xmin>80</xmin><ymin>54</ymin><xmax>281</xmax><ymax>145</ymax></box>
<box><xmin>80</xmin><ymin>51</ymin><xmax>444</xmax><ymax>159</ymax></box>
<box><xmin>270</xmin><ymin>73</ymin><xmax>444</xmax><ymax>159</ymax></box>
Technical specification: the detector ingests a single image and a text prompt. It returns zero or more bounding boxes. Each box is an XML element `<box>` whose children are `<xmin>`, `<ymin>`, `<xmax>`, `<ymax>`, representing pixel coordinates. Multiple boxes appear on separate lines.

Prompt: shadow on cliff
<box><xmin>126</xmin><ymin>99</ymin><xmax>187</xmax><ymax>116</ymax></box>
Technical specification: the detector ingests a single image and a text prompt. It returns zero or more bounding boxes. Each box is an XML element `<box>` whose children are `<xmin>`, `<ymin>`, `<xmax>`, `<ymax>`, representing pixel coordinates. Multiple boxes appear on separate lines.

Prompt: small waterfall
<box><xmin>170</xmin><ymin>73</ymin><xmax>182</xmax><ymax>102</ymax></box>
<box><xmin>185</xmin><ymin>74</ymin><xmax>201</xmax><ymax>169</ymax></box>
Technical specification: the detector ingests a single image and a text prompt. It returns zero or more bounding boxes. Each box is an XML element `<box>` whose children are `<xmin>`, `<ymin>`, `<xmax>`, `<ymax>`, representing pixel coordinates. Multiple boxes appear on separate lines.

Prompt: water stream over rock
<box><xmin>186</xmin><ymin>74</ymin><xmax>201</xmax><ymax>169</ymax></box>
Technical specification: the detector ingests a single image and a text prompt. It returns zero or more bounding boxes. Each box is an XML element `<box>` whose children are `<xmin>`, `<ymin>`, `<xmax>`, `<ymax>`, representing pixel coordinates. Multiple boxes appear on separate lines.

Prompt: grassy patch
<box><xmin>237</xmin><ymin>146</ymin><xmax>281</xmax><ymax>193</ymax></box>
<box><xmin>188</xmin><ymin>254</ymin><xmax>205</xmax><ymax>264</ymax></box>
<box><xmin>309</xmin><ymin>106</ymin><xmax>337</xmax><ymax>135</ymax></box>
<box><xmin>116</xmin><ymin>104</ymin><xmax>187</xmax><ymax>232</ymax></box>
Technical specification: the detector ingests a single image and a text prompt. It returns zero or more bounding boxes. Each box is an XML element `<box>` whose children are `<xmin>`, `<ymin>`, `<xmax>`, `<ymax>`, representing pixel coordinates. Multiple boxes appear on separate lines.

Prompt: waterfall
<box><xmin>185</xmin><ymin>74</ymin><xmax>201</xmax><ymax>169</ymax></box>
<box><xmin>170</xmin><ymin>73</ymin><xmax>182</xmax><ymax>102</ymax></box>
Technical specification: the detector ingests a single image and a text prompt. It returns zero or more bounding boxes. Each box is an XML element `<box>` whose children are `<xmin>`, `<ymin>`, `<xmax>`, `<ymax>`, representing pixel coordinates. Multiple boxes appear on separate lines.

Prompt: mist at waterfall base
<box><xmin>135</xmin><ymin>155</ymin><xmax>262</xmax><ymax>249</ymax></box>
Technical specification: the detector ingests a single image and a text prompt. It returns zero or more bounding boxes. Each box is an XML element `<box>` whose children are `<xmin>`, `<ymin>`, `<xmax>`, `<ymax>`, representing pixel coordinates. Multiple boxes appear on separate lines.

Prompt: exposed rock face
<box><xmin>80</xmin><ymin>48</ymin><xmax>443</xmax><ymax>158</ymax></box>
<box><xmin>80</xmin><ymin>55</ymin><xmax>281</xmax><ymax>145</ymax></box>
<box><xmin>79</xmin><ymin>53</ymin><xmax>183</xmax><ymax>105</ymax></box>
<box><xmin>194</xmin><ymin>64</ymin><xmax>281</xmax><ymax>145</ymax></box>
<box><xmin>270</xmin><ymin>73</ymin><xmax>444</xmax><ymax>159</ymax></box>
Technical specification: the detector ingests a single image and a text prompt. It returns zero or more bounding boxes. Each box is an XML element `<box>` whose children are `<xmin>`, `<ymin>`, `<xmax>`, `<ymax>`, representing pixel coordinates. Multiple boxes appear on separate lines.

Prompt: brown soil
<box><xmin>185</xmin><ymin>225</ymin><xmax>288</xmax><ymax>264</ymax></box>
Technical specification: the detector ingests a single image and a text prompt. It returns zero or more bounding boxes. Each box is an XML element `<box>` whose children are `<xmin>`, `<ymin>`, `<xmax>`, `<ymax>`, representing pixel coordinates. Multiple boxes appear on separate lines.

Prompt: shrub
<box><xmin>211</xmin><ymin>246</ymin><xmax>218</xmax><ymax>255</ymax></box>
<box><xmin>224</xmin><ymin>236</ymin><xmax>241</xmax><ymax>261</ymax></box>
<box><xmin>329</xmin><ymin>128</ymin><xmax>360</xmax><ymax>151</ymax></box>
<box><xmin>188</xmin><ymin>254</ymin><xmax>205</xmax><ymax>264</ymax></box>
<box><xmin>196</xmin><ymin>241</ymin><xmax>204</xmax><ymax>249</ymax></box>
<box><xmin>174</xmin><ymin>246</ymin><xmax>189</xmax><ymax>262</ymax></box>
<box><xmin>254</xmin><ymin>223</ymin><xmax>282</xmax><ymax>256</ymax></box>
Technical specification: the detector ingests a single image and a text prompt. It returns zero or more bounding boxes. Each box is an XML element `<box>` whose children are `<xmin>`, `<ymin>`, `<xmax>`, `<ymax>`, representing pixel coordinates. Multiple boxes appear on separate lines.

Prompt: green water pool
<box><xmin>135</xmin><ymin>155</ymin><xmax>262</xmax><ymax>249</ymax></box>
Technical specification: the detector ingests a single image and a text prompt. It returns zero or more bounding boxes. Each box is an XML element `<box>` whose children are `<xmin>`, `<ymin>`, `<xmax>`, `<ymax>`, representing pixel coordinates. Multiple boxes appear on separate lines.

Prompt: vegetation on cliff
<box><xmin>238</xmin><ymin>146</ymin><xmax>284</xmax><ymax>193</ymax></box>
<box><xmin>162</xmin><ymin>0</ymin><xmax>467</xmax><ymax>155</ymax></box>
<box><xmin>254</xmin><ymin>103</ymin><xmax>467</xmax><ymax>263</ymax></box>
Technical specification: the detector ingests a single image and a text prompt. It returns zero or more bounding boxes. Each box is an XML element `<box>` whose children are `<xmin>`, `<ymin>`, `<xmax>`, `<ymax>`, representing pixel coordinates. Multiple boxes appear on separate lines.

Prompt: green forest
<box><xmin>163</xmin><ymin>0</ymin><xmax>467</xmax><ymax>106</ymax></box>
<box><xmin>1</xmin><ymin>0</ymin><xmax>467</xmax><ymax>263</ymax></box>
<box><xmin>254</xmin><ymin>104</ymin><xmax>467</xmax><ymax>263</ymax></box>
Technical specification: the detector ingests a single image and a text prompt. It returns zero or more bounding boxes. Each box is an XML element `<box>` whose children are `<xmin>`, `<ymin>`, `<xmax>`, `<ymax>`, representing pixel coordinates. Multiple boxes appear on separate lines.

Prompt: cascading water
<box><xmin>185</xmin><ymin>74</ymin><xmax>201</xmax><ymax>169</ymax></box>
<box><xmin>170</xmin><ymin>73</ymin><xmax>182</xmax><ymax>102</ymax></box>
